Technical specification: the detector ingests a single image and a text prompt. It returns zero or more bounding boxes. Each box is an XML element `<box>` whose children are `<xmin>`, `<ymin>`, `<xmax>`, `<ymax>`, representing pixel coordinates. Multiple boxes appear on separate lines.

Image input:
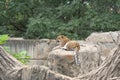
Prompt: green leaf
<box><xmin>0</xmin><ymin>35</ymin><xmax>9</xmax><ymax>44</ymax></box>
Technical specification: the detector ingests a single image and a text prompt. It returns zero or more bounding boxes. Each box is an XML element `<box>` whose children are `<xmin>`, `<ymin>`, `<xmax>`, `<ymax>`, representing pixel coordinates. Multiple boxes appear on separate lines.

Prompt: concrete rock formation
<box><xmin>86</xmin><ymin>31</ymin><xmax>120</xmax><ymax>60</ymax></box>
<box><xmin>48</xmin><ymin>49</ymin><xmax>79</xmax><ymax>77</ymax></box>
<box><xmin>86</xmin><ymin>31</ymin><xmax>120</xmax><ymax>43</ymax></box>
<box><xmin>48</xmin><ymin>31</ymin><xmax>120</xmax><ymax>77</ymax></box>
<box><xmin>48</xmin><ymin>41</ymin><xmax>101</xmax><ymax>77</ymax></box>
<box><xmin>1</xmin><ymin>31</ymin><xmax>120</xmax><ymax>80</ymax></box>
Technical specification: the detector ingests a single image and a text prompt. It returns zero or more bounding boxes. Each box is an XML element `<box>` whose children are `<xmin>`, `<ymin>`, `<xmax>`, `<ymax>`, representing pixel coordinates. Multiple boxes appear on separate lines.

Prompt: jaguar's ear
<box><xmin>61</xmin><ymin>35</ymin><xmax>65</xmax><ymax>38</ymax></box>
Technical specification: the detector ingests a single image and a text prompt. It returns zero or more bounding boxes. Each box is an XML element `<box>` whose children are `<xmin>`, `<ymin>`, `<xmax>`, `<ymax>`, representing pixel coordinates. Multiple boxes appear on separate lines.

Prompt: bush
<box><xmin>4</xmin><ymin>47</ymin><xmax>30</xmax><ymax>64</ymax></box>
<box><xmin>0</xmin><ymin>34</ymin><xmax>9</xmax><ymax>44</ymax></box>
<box><xmin>0</xmin><ymin>35</ymin><xmax>30</xmax><ymax>64</ymax></box>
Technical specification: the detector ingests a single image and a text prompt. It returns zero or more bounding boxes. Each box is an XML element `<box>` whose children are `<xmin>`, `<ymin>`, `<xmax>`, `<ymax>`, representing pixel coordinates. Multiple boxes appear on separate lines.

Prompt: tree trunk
<box><xmin>0</xmin><ymin>46</ymin><xmax>72</xmax><ymax>80</ymax></box>
<box><xmin>76</xmin><ymin>45</ymin><xmax>120</xmax><ymax>80</ymax></box>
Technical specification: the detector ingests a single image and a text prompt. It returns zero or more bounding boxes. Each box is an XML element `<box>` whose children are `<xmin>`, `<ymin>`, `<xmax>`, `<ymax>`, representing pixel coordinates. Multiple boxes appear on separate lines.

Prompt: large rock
<box><xmin>48</xmin><ymin>49</ymin><xmax>79</xmax><ymax>77</ymax></box>
<box><xmin>86</xmin><ymin>31</ymin><xmax>120</xmax><ymax>43</ymax></box>
<box><xmin>48</xmin><ymin>41</ymin><xmax>101</xmax><ymax>77</ymax></box>
<box><xmin>86</xmin><ymin>31</ymin><xmax>120</xmax><ymax>60</ymax></box>
<box><xmin>78</xmin><ymin>41</ymin><xmax>100</xmax><ymax>75</ymax></box>
<box><xmin>21</xmin><ymin>66</ymin><xmax>73</xmax><ymax>80</ymax></box>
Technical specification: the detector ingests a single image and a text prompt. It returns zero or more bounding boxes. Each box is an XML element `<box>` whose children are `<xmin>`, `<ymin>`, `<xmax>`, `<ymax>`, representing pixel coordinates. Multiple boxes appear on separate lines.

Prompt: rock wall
<box><xmin>2</xmin><ymin>31</ymin><xmax>120</xmax><ymax>79</ymax></box>
<box><xmin>3</xmin><ymin>38</ymin><xmax>58</xmax><ymax>65</ymax></box>
<box><xmin>48</xmin><ymin>31</ymin><xmax>120</xmax><ymax>77</ymax></box>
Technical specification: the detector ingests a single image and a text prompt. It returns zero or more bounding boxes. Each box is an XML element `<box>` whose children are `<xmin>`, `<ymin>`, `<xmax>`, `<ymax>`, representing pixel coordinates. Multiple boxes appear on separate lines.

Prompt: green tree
<box><xmin>0</xmin><ymin>0</ymin><xmax>120</xmax><ymax>39</ymax></box>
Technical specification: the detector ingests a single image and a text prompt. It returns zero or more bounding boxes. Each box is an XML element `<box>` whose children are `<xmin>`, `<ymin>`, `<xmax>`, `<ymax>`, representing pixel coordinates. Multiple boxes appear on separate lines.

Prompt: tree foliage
<box><xmin>0</xmin><ymin>0</ymin><xmax>120</xmax><ymax>39</ymax></box>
